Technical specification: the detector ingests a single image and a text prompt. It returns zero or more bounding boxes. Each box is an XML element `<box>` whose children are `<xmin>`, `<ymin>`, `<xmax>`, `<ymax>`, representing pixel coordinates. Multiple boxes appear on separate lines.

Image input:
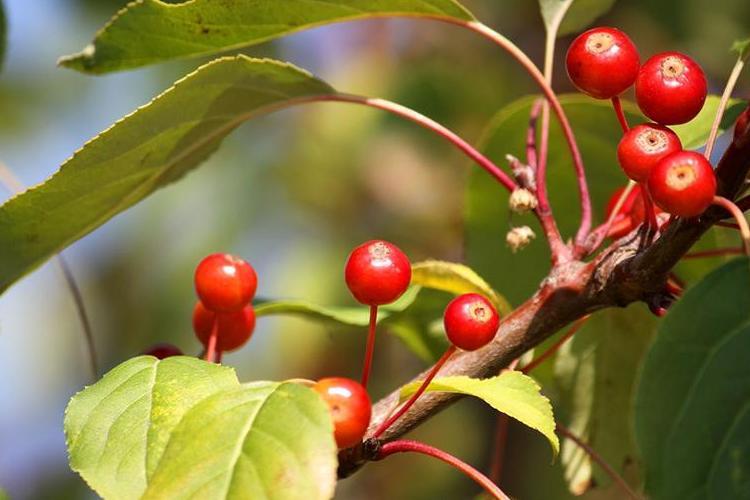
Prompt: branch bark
<box><xmin>338</xmin><ymin>113</ymin><xmax>750</xmax><ymax>478</ymax></box>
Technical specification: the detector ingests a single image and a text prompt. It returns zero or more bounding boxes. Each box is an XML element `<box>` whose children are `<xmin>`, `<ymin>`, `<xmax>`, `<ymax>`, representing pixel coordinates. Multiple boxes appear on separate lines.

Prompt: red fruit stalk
<box><xmin>345</xmin><ymin>240</ymin><xmax>411</xmax><ymax>388</ymax></box>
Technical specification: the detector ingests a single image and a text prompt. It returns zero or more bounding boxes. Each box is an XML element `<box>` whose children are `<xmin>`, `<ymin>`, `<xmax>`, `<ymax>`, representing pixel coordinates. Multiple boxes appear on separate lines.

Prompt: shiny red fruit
<box><xmin>345</xmin><ymin>240</ymin><xmax>411</xmax><ymax>306</ymax></box>
<box><xmin>735</xmin><ymin>106</ymin><xmax>750</xmax><ymax>142</ymax></box>
<box><xmin>565</xmin><ymin>27</ymin><xmax>640</xmax><ymax>99</ymax></box>
<box><xmin>192</xmin><ymin>301</ymin><xmax>256</xmax><ymax>352</ymax></box>
<box><xmin>443</xmin><ymin>293</ymin><xmax>500</xmax><ymax>351</ymax></box>
<box><xmin>313</xmin><ymin>377</ymin><xmax>372</xmax><ymax>449</ymax></box>
<box><xmin>143</xmin><ymin>343</ymin><xmax>183</xmax><ymax>359</ymax></box>
<box><xmin>647</xmin><ymin>151</ymin><xmax>716</xmax><ymax>217</ymax></box>
<box><xmin>617</xmin><ymin>123</ymin><xmax>682</xmax><ymax>182</ymax></box>
<box><xmin>194</xmin><ymin>253</ymin><xmax>257</xmax><ymax>312</ymax></box>
<box><xmin>635</xmin><ymin>52</ymin><xmax>707</xmax><ymax>125</ymax></box>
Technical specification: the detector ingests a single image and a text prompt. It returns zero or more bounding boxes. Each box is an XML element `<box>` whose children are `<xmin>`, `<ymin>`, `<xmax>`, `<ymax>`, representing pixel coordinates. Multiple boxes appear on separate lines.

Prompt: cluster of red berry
<box><xmin>147</xmin><ymin>240</ymin><xmax>501</xmax><ymax>450</ymax></box>
<box><xmin>567</xmin><ymin>27</ymin><xmax>716</xmax><ymax>226</ymax></box>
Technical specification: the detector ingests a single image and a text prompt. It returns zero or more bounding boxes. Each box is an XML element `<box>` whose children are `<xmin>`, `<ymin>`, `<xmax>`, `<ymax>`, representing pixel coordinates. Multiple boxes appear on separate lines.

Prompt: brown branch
<box><xmin>337</xmin><ymin>115</ymin><xmax>750</xmax><ymax>478</ymax></box>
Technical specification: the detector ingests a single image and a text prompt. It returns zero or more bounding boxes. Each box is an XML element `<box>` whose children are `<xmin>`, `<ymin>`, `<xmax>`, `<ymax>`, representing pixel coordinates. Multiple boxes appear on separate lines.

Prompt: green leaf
<box><xmin>635</xmin><ymin>257</ymin><xmax>750</xmax><ymax>499</ymax></box>
<box><xmin>0</xmin><ymin>56</ymin><xmax>336</xmax><ymax>295</ymax></box>
<box><xmin>732</xmin><ymin>38</ymin><xmax>750</xmax><ymax>61</ymax></box>
<box><xmin>466</xmin><ymin>94</ymin><xmax>641</xmax><ymax>305</ymax></box>
<box><xmin>539</xmin><ymin>0</ymin><xmax>616</xmax><ymax>37</ymax></box>
<box><xmin>554</xmin><ymin>306</ymin><xmax>656</xmax><ymax>495</ymax></box>
<box><xmin>254</xmin><ymin>285</ymin><xmax>422</xmax><ymax>326</ymax></box>
<box><xmin>66</xmin><ymin>356</ymin><xmax>336</xmax><ymax>500</ymax></box>
<box><xmin>671</xmin><ymin>95</ymin><xmax>746</xmax><ymax>150</ymax></box>
<box><xmin>401</xmin><ymin>373</ymin><xmax>559</xmax><ymax>455</ymax></box>
<box><xmin>411</xmin><ymin>260</ymin><xmax>512</xmax><ymax>315</ymax></box>
<box><xmin>60</xmin><ymin>0</ymin><xmax>474</xmax><ymax>74</ymax></box>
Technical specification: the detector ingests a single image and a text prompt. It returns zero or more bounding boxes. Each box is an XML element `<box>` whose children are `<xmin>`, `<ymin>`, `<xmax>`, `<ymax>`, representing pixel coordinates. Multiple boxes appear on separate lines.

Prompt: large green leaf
<box><xmin>60</xmin><ymin>0</ymin><xmax>474</xmax><ymax>74</ymax></box>
<box><xmin>0</xmin><ymin>56</ymin><xmax>337</xmax><ymax>295</ymax></box>
<box><xmin>671</xmin><ymin>95</ymin><xmax>746</xmax><ymax>150</ymax></box>
<box><xmin>66</xmin><ymin>356</ymin><xmax>336</xmax><ymax>500</ymax></box>
<box><xmin>539</xmin><ymin>0</ymin><xmax>616</xmax><ymax>37</ymax></box>
<box><xmin>401</xmin><ymin>373</ymin><xmax>559</xmax><ymax>455</ymax></box>
<box><xmin>554</xmin><ymin>306</ymin><xmax>656</xmax><ymax>495</ymax></box>
<box><xmin>635</xmin><ymin>257</ymin><xmax>750</xmax><ymax>500</ymax></box>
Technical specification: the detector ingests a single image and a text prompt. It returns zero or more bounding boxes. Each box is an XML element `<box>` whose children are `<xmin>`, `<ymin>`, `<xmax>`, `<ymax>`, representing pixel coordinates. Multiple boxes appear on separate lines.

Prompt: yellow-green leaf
<box><xmin>411</xmin><ymin>260</ymin><xmax>511</xmax><ymax>315</ymax></box>
<box><xmin>401</xmin><ymin>373</ymin><xmax>559</xmax><ymax>455</ymax></box>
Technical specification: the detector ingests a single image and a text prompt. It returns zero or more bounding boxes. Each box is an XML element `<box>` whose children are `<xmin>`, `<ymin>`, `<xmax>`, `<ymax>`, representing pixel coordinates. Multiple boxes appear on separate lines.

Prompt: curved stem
<box><xmin>556</xmin><ymin>424</ymin><xmax>642</xmax><ymax>500</ymax></box>
<box><xmin>451</xmin><ymin>21</ymin><xmax>591</xmax><ymax>249</ymax></box>
<box><xmin>326</xmin><ymin>94</ymin><xmax>516</xmax><ymax>192</ymax></box>
<box><xmin>705</xmin><ymin>56</ymin><xmax>746</xmax><ymax>159</ymax></box>
<box><xmin>361</xmin><ymin>305</ymin><xmax>379</xmax><ymax>389</ymax></box>
<box><xmin>611</xmin><ymin>96</ymin><xmax>630</xmax><ymax>133</ymax></box>
<box><xmin>712</xmin><ymin>196</ymin><xmax>750</xmax><ymax>255</ymax></box>
<box><xmin>377</xmin><ymin>439</ymin><xmax>509</xmax><ymax>500</ymax></box>
<box><xmin>521</xmin><ymin>315</ymin><xmax>589</xmax><ymax>374</ymax></box>
<box><xmin>0</xmin><ymin>161</ymin><xmax>98</xmax><ymax>381</ymax></box>
<box><xmin>373</xmin><ymin>345</ymin><xmax>456</xmax><ymax>438</ymax></box>
<box><xmin>683</xmin><ymin>247</ymin><xmax>744</xmax><ymax>259</ymax></box>
<box><xmin>204</xmin><ymin>320</ymin><xmax>219</xmax><ymax>363</ymax></box>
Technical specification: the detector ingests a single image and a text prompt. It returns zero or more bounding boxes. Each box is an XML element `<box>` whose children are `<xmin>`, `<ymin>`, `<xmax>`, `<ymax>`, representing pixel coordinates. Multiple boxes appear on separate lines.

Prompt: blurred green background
<box><xmin>0</xmin><ymin>0</ymin><xmax>748</xmax><ymax>498</ymax></box>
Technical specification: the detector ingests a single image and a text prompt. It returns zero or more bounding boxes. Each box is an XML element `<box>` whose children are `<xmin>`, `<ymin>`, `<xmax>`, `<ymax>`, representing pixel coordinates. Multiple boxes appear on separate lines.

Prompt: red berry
<box><xmin>192</xmin><ymin>301</ymin><xmax>256</xmax><ymax>352</ymax></box>
<box><xmin>735</xmin><ymin>106</ymin><xmax>750</xmax><ymax>142</ymax></box>
<box><xmin>194</xmin><ymin>253</ymin><xmax>257</xmax><ymax>312</ymax></box>
<box><xmin>313</xmin><ymin>377</ymin><xmax>371</xmax><ymax>449</ymax></box>
<box><xmin>345</xmin><ymin>240</ymin><xmax>411</xmax><ymax>306</ymax></box>
<box><xmin>565</xmin><ymin>27</ymin><xmax>640</xmax><ymax>99</ymax></box>
<box><xmin>647</xmin><ymin>151</ymin><xmax>716</xmax><ymax>217</ymax></box>
<box><xmin>635</xmin><ymin>52</ymin><xmax>707</xmax><ymax>125</ymax></box>
<box><xmin>443</xmin><ymin>293</ymin><xmax>500</xmax><ymax>351</ymax></box>
<box><xmin>617</xmin><ymin>123</ymin><xmax>682</xmax><ymax>182</ymax></box>
<box><xmin>142</xmin><ymin>343</ymin><xmax>183</xmax><ymax>359</ymax></box>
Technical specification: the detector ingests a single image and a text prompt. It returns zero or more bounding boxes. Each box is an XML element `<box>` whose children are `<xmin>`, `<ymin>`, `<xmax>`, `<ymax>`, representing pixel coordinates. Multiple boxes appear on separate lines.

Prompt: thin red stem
<box><xmin>522</xmin><ymin>315</ymin><xmax>589</xmax><ymax>374</ymax></box>
<box><xmin>326</xmin><ymin>95</ymin><xmax>517</xmax><ymax>192</ymax></box>
<box><xmin>204</xmin><ymin>320</ymin><xmax>219</xmax><ymax>363</ymax></box>
<box><xmin>447</xmin><ymin>21</ymin><xmax>591</xmax><ymax>250</ymax></box>
<box><xmin>683</xmin><ymin>247</ymin><xmax>744</xmax><ymax>259</ymax></box>
<box><xmin>377</xmin><ymin>439</ymin><xmax>509</xmax><ymax>500</ymax></box>
<box><xmin>526</xmin><ymin>99</ymin><xmax>570</xmax><ymax>263</ymax></box>
<box><xmin>643</xmin><ymin>186</ymin><xmax>659</xmax><ymax>232</ymax></box>
<box><xmin>361</xmin><ymin>305</ymin><xmax>379</xmax><ymax>389</ymax></box>
<box><xmin>716</xmin><ymin>221</ymin><xmax>741</xmax><ymax>230</ymax></box>
<box><xmin>556</xmin><ymin>424</ymin><xmax>641</xmax><ymax>500</ymax></box>
<box><xmin>611</xmin><ymin>96</ymin><xmax>630</xmax><ymax>133</ymax></box>
<box><xmin>373</xmin><ymin>345</ymin><xmax>457</xmax><ymax>438</ymax></box>
<box><xmin>587</xmin><ymin>181</ymin><xmax>637</xmax><ymax>254</ymax></box>
<box><xmin>712</xmin><ymin>196</ymin><xmax>750</xmax><ymax>255</ymax></box>
<box><xmin>488</xmin><ymin>414</ymin><xmax>510</xmax><ymax>485</ymax></box>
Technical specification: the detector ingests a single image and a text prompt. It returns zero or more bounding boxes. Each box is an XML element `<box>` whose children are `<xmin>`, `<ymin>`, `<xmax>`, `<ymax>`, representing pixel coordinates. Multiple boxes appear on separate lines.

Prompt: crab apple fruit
<box><xmin>192</xmin><ymin>301</ymin><xmax>256</xmax><ymax>352</ymax></box>
<box><xmin>143</xmin><ymin>343</ymin><xmax>183</xmax><ymax>359</ymax></box>
<box><xmin>635</xmin><ymin>52</ymin><xmax>707</xmax><ymax>125</ymax></box>
<box><xmin>617</xmin><ymin>123</ymin><xmax>682</xmax><ymax>182</ymax></box>
<box><xmin>443</xmin><ymin>293</ymin><xmax>500</xmax><ymax>351</ymax></box>
<box><xmin>647</xmin><ymin>151</ymin><xmax>716</xmax><ymax>217</ymax></box>
<box><xmin>194</xmin><ymin>253</ymin><xmax>257</xmax><ymax>313</ymax></box>
<box><xmin>345</xmin><ymin>240</ymin><xmax>411</xmax><ymax>306</ymax></box>
<box><xmin>565</xmin><ymin>27</ymin><xmax>640</xmax><ymax>99</ymax></box>
<box><xmin>735</xmin><ymin>106</ymin><xmax>750</xmax><ymax>142</ymax></box>
<box><xmin>313</xmin><ymin>377</ymin><xmax>371</xmax><ymax>449</ymax></box>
